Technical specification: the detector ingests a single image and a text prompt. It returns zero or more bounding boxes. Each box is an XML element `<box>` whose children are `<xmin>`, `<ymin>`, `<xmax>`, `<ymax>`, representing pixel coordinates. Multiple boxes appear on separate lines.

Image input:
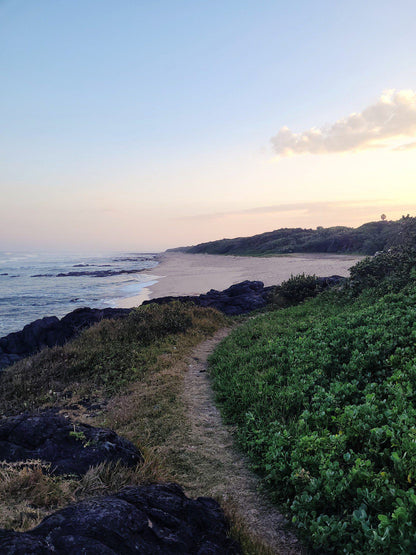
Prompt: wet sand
<box><xmin>116</xmin><ymin>252</ymin><xmax>364</xmax><ymax>308</ymax></box>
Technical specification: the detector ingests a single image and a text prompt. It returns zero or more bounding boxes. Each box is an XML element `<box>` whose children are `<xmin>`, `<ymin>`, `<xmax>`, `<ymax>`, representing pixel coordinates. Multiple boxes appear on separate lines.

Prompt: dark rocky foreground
<box><xmin>144</xmin><ymin>279</ymin><xmax>275</xmax><ymax>315</ymax></box>
<box><xmin>0</xmin><ymin>307</ymin><xmax>131</xmax><ymax>369</ymax></box>
<box><xmin>0</xmin><ymin>413</ymin><xmax>241</xmax><ymax>552</ymax></box>
<box><xmin>0</xmin><ymin>411</ymin><xmax>142</xmax><ymax>475</ymax></box>
<box><xmin>0</xmin><ymin>483</ymin><xmax>241</xmax><ymax>554</ymax></box>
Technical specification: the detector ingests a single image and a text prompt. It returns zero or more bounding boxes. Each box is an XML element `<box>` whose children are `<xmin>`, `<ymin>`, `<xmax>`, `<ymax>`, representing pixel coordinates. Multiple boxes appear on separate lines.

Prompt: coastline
<box><xmin>116</xmin><ymin>251</ymin><xmax>364</xmax><ymax>308</ymax></box>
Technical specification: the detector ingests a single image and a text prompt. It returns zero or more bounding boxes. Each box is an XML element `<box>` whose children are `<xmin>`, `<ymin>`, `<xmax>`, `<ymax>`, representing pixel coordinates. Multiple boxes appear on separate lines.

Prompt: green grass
<box><xmin>209</xmin><ymin>284</ymin><xmax>416</xmax><ymax>554</ymax></box>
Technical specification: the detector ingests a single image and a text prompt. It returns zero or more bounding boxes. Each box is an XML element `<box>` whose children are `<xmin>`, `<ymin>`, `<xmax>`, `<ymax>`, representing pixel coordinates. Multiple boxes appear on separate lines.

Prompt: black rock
<box><xmin>0</xmin><ymin>411</ymin><xmax>142</xmax><ymax>475</ymax></box>
<box><xmin>0</xmin><ymin>307</ymin><xmax>131</xmax><ymax>369</ymax></box>
<box><xmin>0</xmin><ymin>483</ymin><xmax>241</xmax><ymax>554</ymax></box>
<box><xmin>144</xmin><ymin>280</ymin><xmax>275</xmax><ymax>316</ymax></box>
<box><xmin>316</xmin><ymin>274</ymin><xmax>345</xmax><ymax>287</ymax></box>
<box><xmin>0</xmin><ymin>276</ymin><xmax>345</xmax><ymax>370</ymax></box>
<box><xmin>32</xmin><ymin>269</ymin><xmax>145</xmax><ymax>278</ymax></box>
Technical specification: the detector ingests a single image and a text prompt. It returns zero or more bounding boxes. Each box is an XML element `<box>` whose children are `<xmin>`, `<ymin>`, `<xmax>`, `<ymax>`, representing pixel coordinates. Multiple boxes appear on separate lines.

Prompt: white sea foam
<box><xmin>0</xmin><ymin>252</ymin><xmax>160</xmax><ymax>336</ymax></box>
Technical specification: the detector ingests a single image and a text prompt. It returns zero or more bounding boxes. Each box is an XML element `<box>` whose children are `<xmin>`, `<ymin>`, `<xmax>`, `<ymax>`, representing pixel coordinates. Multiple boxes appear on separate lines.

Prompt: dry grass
<box><xmin>0</xmin><ymin>449</ymin><xmax>169</xmax><ymax>531</ymax></box>
<box><xmin>104</xmin><ymin>359</ymin><xmax>188</xmax><ymax>450</ymax></box>
<box><xmin>0</xmin><ymin>303</ymin><xmax>227</xmax><ymax>416</ymax></box>
<box><xmin>0</xmin><ymin>461</ymin><xmax>77</xmax><ymax>531</ymax></box>
<box><xmin>0</xmin><ymin>303</ymin><xmax>227</xmax><ymax>532</ymax></box>
<box><xmin>221</xmin><ymin>499</ymin><xmax>278</xmax><ymax>555</ymax></box>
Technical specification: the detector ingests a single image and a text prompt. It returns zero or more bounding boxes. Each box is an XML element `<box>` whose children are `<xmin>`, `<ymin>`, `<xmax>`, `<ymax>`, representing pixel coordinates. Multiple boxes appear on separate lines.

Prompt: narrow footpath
<box><xmin>179</xmin><ymin>328</ymin><xmax>305</xmax><ymax>554</ymax></box>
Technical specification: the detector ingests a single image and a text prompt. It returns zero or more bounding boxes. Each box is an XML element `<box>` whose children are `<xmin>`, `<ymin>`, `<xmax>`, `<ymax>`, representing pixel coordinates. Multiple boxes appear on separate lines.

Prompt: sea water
<box><xmin>0</xmin><ymin>251</ymin><xmax>160</xmax><ymax>337</ymax></box>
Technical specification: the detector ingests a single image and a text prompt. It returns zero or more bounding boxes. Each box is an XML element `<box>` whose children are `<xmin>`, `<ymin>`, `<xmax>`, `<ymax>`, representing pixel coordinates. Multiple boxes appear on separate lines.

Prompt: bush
<box><xmin>278</xmin><ymin>273</ymin><xmax>323</xmax><ymax>305</ymax></box>
<box><xmin>349</xmin><ymin>248</ymin><xmax>416</xmax><ymax>294</ymax></box>
<box><xmin>125</xmin><ymin>302</ymin><xmax>193</xmax><ymax>344</ymax></box>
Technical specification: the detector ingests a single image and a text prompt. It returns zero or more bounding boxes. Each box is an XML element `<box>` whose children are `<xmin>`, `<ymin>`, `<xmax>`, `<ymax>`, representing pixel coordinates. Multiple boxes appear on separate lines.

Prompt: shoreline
<box><xmin>116</xmin><ymin>251</ymin><xmax>364</xmax><ymax>308</ymax></box>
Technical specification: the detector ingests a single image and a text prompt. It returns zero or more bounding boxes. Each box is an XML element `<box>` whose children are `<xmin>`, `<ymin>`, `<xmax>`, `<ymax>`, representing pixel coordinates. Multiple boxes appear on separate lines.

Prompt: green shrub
<box><xmin>277</xmin><ymin>273</ymin><xmax>324</xmax><ymax>305</ymax></box>
<box><xmin>125</xmin><ymin>302</ymin><xmax>193</xmax><ymax>343</ymax></box>
<box><xmin>349</xmin><ymin>248</ymin><xmax>416</xmax><ymax>294</ymax></box>
<box><xmin>210</xmin><ymin>284</ymin><xmax>416</xmax><ymax>553</ymax></box>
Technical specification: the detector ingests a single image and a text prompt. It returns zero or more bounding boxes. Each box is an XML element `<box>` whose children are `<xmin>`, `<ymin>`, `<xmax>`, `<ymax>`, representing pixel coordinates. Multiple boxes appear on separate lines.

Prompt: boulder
<box><xmin>0</xmin><ymin>307</ymin><xmax>131</xmax><ymax>369</ymax></box>
<box><xmin>0</xmin><ymin>483</ymin><xmax>241</xmax><ymax>554</ymax></box>
<box><xmin>316</xmin><ymin>275</ymin><xmax>345</xmax><ymax>287</ymax></box>
<box><xmin>144</xmin><ymin>280</ymin><xmax>275</xmax><ymax>316</ymax></box>
<box><xmin>0</xmin><ymin>411</ymin><xmax>142</xmax><ymax>475</ymax></box>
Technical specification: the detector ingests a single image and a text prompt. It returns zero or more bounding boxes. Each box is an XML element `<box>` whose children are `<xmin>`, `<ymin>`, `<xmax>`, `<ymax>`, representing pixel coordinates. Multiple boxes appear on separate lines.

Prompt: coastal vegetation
<box><xmin>209</xmin><ymin>245</ymin><xmax>416</xmax><ymax>553</ymax></box>
<box><xmin>170</xmin><ymin>215</ymin><xmax>416</xmax><ymax>256</ymax></box>
<box><xmin>2</xmin><ymin>217</ymin><xmax>416</xmax><ymax>552</ymax></box>
<box><xmin>0</xmin><ymin>302</ymin><xmax>225</xmax><ymax>414</ymax></box>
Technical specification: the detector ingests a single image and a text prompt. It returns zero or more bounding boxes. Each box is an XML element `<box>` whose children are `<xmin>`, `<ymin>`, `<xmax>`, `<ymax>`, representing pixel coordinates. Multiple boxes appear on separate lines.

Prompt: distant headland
<box><xmin>168</xmin><ymin>215</ymin><xmax>415</xmax><ymax>257</ymax></box>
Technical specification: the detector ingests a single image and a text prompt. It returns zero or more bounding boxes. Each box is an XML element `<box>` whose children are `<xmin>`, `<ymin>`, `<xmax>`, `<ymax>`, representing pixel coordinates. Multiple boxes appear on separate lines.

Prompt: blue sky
<box><xmin>1</xmin><ymin>0</ymin><xmax>416</xmax><ymax>250</ymax></box>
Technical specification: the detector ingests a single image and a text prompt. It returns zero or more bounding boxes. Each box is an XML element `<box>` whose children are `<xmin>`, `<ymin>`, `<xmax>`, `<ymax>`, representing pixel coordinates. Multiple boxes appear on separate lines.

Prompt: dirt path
<box><xmin>180</xmin><ymin>328</ymin><xmax>306</xmax><ymax>555</ymax></box>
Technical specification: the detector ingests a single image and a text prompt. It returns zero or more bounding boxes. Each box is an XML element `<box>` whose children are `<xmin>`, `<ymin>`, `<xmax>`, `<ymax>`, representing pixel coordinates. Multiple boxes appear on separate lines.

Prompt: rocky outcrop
<box><xmin>0</xmin><ymin>278</ymin><xmax>345</xmax><ymax>370</ymax></box>
<box><xmin>0</xmin><ymin>483</ymin><xmax>241</xmax><ymax>554</ymax></box>
<box><xmin>0</xmin><ymin>282</ymin><xmax>272</xmax><ymax>370</ymax></box>
<box><xmin>144</xmin><ymin>280</ymin><xmax>275</xmax><ymax>316</ymax></box>
<box><xmin>0</xmin><ymin>411</ymin><xmax>142</xmax><ymax>475</ymax></box>
<box><xmin>32</xmin><ymin>268</ymin><xmax>146</xmax><ymax>278</ymax></box>
<box><xmin>316</xmin><ymin>275</ymin><xmax>345</xmax><ymax>287</ymax></box>
<box><xmin>0</xmin><ymin>307</ymin><xmax>131</xmax><ymax>369</ymax></box>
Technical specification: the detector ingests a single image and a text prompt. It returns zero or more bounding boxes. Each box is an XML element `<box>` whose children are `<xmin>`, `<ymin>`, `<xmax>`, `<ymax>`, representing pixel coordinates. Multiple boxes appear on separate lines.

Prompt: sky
<box><xmin>1</xmin><ymin>0</ymin><xmax>416</xmax><ymax>252</ymax></box>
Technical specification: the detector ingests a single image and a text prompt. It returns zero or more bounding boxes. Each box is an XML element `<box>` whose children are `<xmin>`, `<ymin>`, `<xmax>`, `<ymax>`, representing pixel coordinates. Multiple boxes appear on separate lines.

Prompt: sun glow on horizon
<box><xmin>1</xmin><ymin>2</ymin><xmax>416</xmax><ymax>251</ymax></box>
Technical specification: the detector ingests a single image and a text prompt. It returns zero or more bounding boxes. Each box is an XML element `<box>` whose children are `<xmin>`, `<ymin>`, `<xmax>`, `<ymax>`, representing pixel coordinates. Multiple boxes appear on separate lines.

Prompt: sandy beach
<box><xmin>116</xmin><ymin>252</ymin><xmax>364</xmax><ymax>308</ymax></box>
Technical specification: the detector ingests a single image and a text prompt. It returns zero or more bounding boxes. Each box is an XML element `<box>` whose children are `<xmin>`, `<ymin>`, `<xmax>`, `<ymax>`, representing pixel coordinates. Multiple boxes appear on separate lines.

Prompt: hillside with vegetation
<box><xmin>169</xmin><ymin>216</ymin><xmax>413</xmax><ymax>256</ymax></box>
<box><xmin>209</xmin><ymin>217</ymin><xmax>416</xmax><ymax>553</ymax></box>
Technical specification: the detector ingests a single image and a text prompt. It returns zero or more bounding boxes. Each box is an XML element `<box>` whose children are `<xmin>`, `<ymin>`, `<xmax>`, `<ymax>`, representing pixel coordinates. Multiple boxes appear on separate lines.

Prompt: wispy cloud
<box><xmin>271</xmin><ymin>89</ymin><xmax>416</xmax><ymax>156</ymax></box>
<box><xmin>177</xmin><ymin>200</ymin><xmax>411</xmax><ymax>222</ymax></box>
<box><xmin>393</xmin><ymin>140</ymin><xmax>416</xmax><ymax>152</ymax></box>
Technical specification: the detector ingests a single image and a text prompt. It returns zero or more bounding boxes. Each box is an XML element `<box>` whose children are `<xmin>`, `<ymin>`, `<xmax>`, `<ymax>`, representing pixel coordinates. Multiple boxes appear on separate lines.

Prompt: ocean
<box><xmin>0</xmin><ymin>251</ymin><xmax>160</xmax><ymax>337</ymax></box>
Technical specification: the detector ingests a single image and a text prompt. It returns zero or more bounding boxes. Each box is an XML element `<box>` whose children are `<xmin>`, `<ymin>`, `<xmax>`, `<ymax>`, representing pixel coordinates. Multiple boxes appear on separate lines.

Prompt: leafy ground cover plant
<box><xmin>209</xmin><ymin>282</ymin><xmax>416</xmax><ymax>553</ymax></box>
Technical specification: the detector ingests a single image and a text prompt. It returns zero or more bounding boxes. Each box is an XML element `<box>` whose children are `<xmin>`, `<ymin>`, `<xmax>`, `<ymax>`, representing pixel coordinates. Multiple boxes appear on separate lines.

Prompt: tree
<box><xmin>381</xmin><ymin>214</ymin><xmax>387</xmax><ymax>221</ymax></box>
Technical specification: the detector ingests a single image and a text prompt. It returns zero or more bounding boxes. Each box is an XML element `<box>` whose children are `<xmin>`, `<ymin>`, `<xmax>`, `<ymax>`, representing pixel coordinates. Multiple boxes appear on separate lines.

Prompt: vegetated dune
<box><xmin>169</xmin><ymin>216</ymin><xmax>415</xmax><ymax>256</ymax></box>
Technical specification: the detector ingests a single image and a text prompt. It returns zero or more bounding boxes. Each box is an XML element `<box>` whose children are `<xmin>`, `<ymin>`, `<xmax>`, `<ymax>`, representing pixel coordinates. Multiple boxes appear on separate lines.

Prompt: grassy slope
<box><xmin>0</xmin><ymin>303</ymin><xmax>227</xmax><ymax>530</ymax></box>
<box><xmin>209</xmin><ymin>281</ymin><xmax>416</xmax><ymax>553</ymax></box>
